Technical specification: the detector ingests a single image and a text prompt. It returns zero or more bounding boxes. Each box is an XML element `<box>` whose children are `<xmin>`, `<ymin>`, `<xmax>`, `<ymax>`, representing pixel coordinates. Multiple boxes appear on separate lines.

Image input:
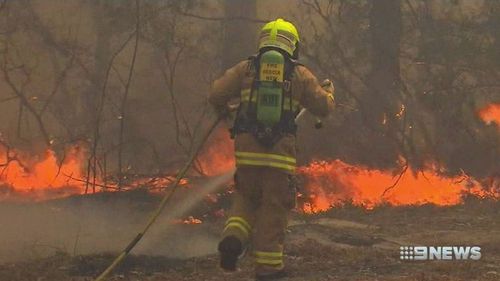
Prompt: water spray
<box><xmin>96</xmin><ymin>107</ymin><xmax>325</xmax><ymax>280</ymax></box>
<box><xmin>95</xmin><ymin>117</ymin><xmax>222</xmax><ymax>281</ymax></box>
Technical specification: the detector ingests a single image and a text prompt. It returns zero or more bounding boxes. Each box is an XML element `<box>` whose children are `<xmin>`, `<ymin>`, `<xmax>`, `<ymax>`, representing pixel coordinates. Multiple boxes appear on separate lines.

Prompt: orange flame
<box><xmin>298</xmin><ymin>160</ymin><xmax>498</xmax><ymax>213</ymax></box>
<box><xmin>478</xmin><ymin>103</ymin><xmax>500</xmax><ymax>125</ymax></box>
<box><xmin>173</xmin><ymin>216</ymin><xmax>203</xmax><ymax>225</ymax></box>
<box><xmin>195</xmin><ymin>130</ymin><xmax>498</xmax><ymax>212</ymax></box>
<box><xmin>1</xmin><ymin>125</ymin><xmax>497</xmax><ymax>212</ymax></box>
<box><xmin>0</xmin><ymin>141</ymin><xmax>193</xmax><ymax>201</ymax></box>
<box><xmin>0</xmin><ymin>144</ymin><xmax>87</xmax><ymax>201</ymax></box>
<box><xmin>197</xmin><ymin>127</ymin><xmax>235</xmax><ymax>176</ymax></box>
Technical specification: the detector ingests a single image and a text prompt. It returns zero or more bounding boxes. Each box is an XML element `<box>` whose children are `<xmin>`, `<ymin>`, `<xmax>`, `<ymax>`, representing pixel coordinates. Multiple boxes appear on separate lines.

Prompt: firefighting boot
<box><xmin>218</xmin><ymin>235</ymin><xmax>243</xmax><ymax>271</ymax></box>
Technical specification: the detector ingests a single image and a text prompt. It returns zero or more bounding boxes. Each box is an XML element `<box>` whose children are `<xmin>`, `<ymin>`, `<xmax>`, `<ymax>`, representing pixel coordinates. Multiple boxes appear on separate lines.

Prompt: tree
<box><xmin>364</xmin><ymin>0</ymin><xmax>403</xmax><ymax>167</ymax></box>
<box><xmin>222</xmin><ymin>0</ymin><xmax>257</xmax><ymax>69</ymax></box>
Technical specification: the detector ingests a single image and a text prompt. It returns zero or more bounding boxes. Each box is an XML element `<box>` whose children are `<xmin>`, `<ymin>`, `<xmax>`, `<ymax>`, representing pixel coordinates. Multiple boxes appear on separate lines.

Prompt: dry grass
<box><xmin>0</xmin><ymin>198</ymin><xmax>499</xmax><ymax>281</ymax></box>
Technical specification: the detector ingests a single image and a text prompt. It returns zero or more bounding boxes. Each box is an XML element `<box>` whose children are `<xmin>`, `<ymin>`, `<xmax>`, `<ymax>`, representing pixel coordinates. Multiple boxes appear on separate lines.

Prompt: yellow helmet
<box><xmin>258</xmin><ymin>18</ymin><xmax>300</xmax><ymax>57</ymax></box>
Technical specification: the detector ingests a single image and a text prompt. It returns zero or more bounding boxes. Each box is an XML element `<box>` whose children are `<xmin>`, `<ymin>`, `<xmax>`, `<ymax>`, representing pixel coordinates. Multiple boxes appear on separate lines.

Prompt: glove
<box><xmin>321</xmin><ymin>79</ymin><xmax>335</xmax><ymax>102</ymax></box>
<box><xmin>320</xmin><ymin>79</ymin><xmax>334</xmax><ymax>92</ymax></box>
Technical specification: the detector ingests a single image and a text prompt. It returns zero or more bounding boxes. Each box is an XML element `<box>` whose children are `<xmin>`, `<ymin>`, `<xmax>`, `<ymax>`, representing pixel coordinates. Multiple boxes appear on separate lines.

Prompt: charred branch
<box><xmin>1</xmin><ymin>51</ymin><xmax>52</xmax><ymax>146</ymax></box>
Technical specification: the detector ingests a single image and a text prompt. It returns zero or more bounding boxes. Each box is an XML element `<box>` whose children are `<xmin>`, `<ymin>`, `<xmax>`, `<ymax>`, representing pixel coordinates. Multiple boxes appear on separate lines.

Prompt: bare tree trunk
<box><xmin>86</xmin><ymin>0</ymin><xmax>112</xmax><ymax>135</ymax></box>
<box><xmin>117</xmin><ymin>0</ymin><xmax>140</xmax><ymax>189</ymax></box>
<box><xmin>222</xmin><ymin>0</ymin><xmax>258</xmax><ymax>69</ymax></box>
<box><xmin>365</xmin><ymin>0</ymin><xmax>402</xmax><ymax>167</ymax></box>
<box><xmin>85</xmin><ymin>1</ymin><xmax>112</xmax><ymax>193</ymax></box>
<box><xmin>488</xmin><ymin>0</ymin><xmax>500</xmax><ymax>68</ymax></box>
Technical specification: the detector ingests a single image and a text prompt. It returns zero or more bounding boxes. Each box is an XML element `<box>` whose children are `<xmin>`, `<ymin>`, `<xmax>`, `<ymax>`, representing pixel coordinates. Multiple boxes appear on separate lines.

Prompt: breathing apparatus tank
<box><xmin>255</xmin><ymin>50</ymin><xmax>285</xmax><ymax>127</ymax></box>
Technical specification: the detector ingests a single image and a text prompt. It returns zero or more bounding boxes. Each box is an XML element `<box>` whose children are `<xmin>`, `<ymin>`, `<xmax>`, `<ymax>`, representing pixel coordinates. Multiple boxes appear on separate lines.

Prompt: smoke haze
<box><xmin>0</xmin><ymin>170</ymin><xmax>234</xmax><ymax>263</ymax></box>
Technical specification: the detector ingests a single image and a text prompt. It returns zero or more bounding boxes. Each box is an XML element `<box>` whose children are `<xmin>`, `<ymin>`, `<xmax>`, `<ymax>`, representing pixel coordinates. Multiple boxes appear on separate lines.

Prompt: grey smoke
<box><xmin>0</xmin><ymin>169</ymin><xmax>235</xmax><ymax>263</ymax></box>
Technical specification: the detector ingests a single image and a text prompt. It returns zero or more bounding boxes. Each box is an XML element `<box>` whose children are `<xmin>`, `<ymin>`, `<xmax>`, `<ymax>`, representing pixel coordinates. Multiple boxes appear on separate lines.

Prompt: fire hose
<box><xmin>94</xmin><ymin>117</ymin><xmax>222</xmax><ymax>281</ymax></box>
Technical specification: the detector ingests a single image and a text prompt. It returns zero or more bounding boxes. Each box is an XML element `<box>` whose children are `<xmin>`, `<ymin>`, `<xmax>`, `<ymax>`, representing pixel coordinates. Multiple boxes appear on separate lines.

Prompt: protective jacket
<box><xmin>209</xmin><ymin>58</ymin><xmax>334</xmax><ymax>174</ymax></box>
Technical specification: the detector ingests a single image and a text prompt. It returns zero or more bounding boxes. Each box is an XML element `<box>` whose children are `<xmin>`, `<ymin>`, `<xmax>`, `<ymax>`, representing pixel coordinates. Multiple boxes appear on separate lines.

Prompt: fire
<box><xmin>195</xmin><ymin>129</ymin><xmax>498</xmax><ymax>213</ymax></box>
<box><xmin>0</xmin><ymin>141</ymin><xmax>195</xmax><ymax>201</ymax></box>
<box><xmin>197</xmin><ymin>127</ymin><xmax>235</xmax><ymax>176</ymax></box>
<box><xmin>298</xmin><ymin>160</ymin><xmax>498</xmax><ymax>213</ymax></box>
<box><xmin>0</xmin><ymin>144</ymin><xmax>87</xmax><ymax>201</ymax></box>
<box><xmin>1</xmin><ymin>125</ymin><xmax>497</xmax><ymax>213</ymax></box>
<box><xmin>478</xmin><ymin>103</ymin><xmax>500</xmax><ymax>125</ymax></box>
<box><xmin>173</xmin><ymin>216</ymin><xmax>203</xmax><ymax>225</ymax></box>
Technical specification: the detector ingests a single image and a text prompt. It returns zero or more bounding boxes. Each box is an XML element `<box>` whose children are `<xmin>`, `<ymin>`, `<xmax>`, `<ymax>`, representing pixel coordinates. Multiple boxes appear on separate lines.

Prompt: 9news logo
<box><xmin>400</xmin><ymin>246</ymin><xmax>482</xmax><ymax>261</ymax></box>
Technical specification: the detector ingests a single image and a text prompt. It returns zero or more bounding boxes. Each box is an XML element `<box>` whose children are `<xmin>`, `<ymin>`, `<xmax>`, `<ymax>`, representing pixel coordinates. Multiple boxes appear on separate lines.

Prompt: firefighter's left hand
<box><xmin>321</xmin><ymin>79</ymin><xmax>334</xmax><ymax>94</ymax></box>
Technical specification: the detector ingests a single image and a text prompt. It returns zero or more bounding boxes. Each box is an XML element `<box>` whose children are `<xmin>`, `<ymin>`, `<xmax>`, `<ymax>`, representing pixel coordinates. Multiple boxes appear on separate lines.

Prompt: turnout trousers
<box><xmin>222</xmin><ymin>165</ymin><xmax>296</xmax><ymax>275</ymax></box>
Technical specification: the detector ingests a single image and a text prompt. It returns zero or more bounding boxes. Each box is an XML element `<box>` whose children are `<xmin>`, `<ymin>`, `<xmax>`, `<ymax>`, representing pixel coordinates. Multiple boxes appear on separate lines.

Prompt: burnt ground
<box><xmin>0</xmin><ymin>196</ymin><xmax>499</xmax><ymax>281</ymax></box>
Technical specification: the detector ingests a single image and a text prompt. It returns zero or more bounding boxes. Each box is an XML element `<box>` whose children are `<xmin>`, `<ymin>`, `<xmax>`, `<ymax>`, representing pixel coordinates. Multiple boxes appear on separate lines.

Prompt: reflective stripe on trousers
<box><xmin>254</xmin><ymin>251</ymin><xmax>284</xmax><ymax>266</ymax></box>
<box><xmin>235</xmin><ymin>151</ymin><xmax>296</xmax><ymax>172</ymax></box>
<box><xmin>223</xmin><ymin>216</ymin><xmax>252</xmax><ymax>238</ymax></box>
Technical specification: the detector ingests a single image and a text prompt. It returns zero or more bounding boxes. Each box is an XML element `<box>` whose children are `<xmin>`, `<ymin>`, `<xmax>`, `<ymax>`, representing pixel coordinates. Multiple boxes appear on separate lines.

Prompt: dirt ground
<box><xmin>0</xmin><ymin>196</ymin><xmax>499</xmax><ymax>281</ymax></box>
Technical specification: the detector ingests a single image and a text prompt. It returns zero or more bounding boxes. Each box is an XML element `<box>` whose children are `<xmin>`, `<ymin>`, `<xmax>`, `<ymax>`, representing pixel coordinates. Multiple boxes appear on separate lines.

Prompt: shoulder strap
<box><xmin>283</xmin><ymin>57</ymin><xmax>300</xmax><ymax>112</ymax></box>
<box><xmin>246</xmin><ymin>54</ymin><xmax>260</xmax><ymax>113</ymax></box>
<box><xmin>245</xmin><ymin>54</ymin><xmax>259</xmax><ymax>76</ymax></box>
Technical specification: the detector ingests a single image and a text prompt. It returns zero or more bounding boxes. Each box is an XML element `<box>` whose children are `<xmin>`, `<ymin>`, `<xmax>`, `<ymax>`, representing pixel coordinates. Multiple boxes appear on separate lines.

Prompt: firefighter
<box><xmin>209</xmin><ymin>18</ymin><xmax>334</xmax><ymax>280</ymax></box>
